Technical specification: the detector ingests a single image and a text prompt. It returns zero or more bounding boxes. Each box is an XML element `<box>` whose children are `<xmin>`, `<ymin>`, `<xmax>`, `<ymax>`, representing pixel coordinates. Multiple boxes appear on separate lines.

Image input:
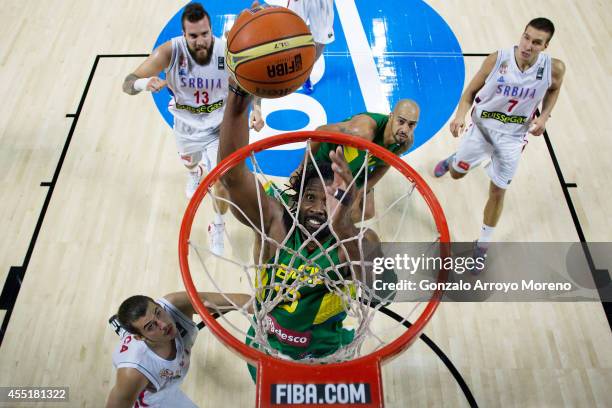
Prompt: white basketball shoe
<box><xmin>186</xmin><ymin>164</ymin><xmax>204</xmax><ymax>199</ymax></box>
<box><xmin>208</xmin><ymin>221</ymin><xmax>225</xmax><ymax>256</ymax></box>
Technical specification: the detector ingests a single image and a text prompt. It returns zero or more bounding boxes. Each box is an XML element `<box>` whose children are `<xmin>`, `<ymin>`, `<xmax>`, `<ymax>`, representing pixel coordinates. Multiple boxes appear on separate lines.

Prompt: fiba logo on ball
<box><xmin>266</xmin><ymin>54</ymin><xmax>303</xmax><ymax>78</ymax></box>
<box><xmin>225</xmin><ymin>4</ymin><xmax>315</xmax><ymax>98</ymax></box>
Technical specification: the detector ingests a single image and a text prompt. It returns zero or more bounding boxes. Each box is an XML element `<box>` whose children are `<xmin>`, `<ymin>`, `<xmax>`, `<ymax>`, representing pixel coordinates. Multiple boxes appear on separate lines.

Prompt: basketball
<box><xmin>226</xmin><ymin>5</ymin><xmax>316</xmax><ymax>98</ymax></box>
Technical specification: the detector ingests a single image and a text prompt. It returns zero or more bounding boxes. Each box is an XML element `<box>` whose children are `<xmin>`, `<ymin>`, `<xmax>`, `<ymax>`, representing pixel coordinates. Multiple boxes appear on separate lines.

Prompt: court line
<box><xmin>335</xmin><ymin>0</ymin><xmax>390</xmax><ymax>113</ymax></box>
<box><xmin>11</xmin><ymin>48</ymin><xmax>604</xmax><ymax>405</ymax></box>
<box><xmin>462</xmin><ymin>54</ymin><xmax>610</xmax><ymax>330</ymax></box>
<box><xmin>540</xmin><ymin>122</ymin><xmax>611</xmax><ymax>328</ymax></box>
<box><xmin>0</xmin><ymin>54</ymin><xmax>147</xmax><ymax>346</ymax></box>
<box><xmin>0</xmin><ymin>51</ymin><xmax>479</xmax><ymax>406</ymax></box>
<box><xmin>380</xmin><ymin>306</ymin><xmax>479</xmax><ymax>408</ymax></box>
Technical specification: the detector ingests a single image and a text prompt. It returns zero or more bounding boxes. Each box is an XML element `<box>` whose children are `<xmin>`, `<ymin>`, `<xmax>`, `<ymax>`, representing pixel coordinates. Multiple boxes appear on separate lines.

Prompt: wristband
<box><xmin>134</xmin><ymin>77</ymin><xmax>152</xmax><ymax>92</ymax></box>
<box><xmin>333</xmin><ymin>188</ymin><xmax>352</xmax><ymax>206</ymax></box>
<box><xmin>229</xmin><ymin>83</ymin><xmax>249</xmax><ymax>97</ymax></box>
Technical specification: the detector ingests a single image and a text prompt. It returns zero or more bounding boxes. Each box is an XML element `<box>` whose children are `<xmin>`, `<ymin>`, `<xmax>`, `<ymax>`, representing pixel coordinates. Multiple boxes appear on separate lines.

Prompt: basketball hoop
<box><xmin>179</xmin><ymin>131</ymin><xmax>450</xmax><ymax>407</ymax></box>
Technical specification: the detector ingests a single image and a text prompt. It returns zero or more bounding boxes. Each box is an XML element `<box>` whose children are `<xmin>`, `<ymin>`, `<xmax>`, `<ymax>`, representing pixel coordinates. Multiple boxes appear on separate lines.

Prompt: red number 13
<box><xmin>193</xmin><ymin>90</ymin><xmax>209</xmax><ymax>105</ymax></box>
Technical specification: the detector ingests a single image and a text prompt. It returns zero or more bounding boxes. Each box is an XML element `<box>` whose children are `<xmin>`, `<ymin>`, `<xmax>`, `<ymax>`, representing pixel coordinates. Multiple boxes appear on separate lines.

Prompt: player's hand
<box><xmin>449</xmin><ymin>116</ymin><xmax>466</xmax><ymax>138</ymax></box>
<box><xmin>249</xmin><ymin>105</ymin><xmax>264</xmax><ymax>132</ymax></box>
<box><xmin>325</xmin><ymin>146</ymin><xmax>356</xmax><ymax>227</ymax></box>
<box><xmin>147</xmin><ymin>77</ymin><xmax>167</xmax><ymax>93</ymax></box>
<box><xmin>289</xmin><ymin>165</ymin><xmax>302</xmax><ymax>187</ymax></box>
<box><xmin>228</xmin><ymin>75</ymin><xmax>237</xmax><ymax>88</ymax></box>
<box><xmin>528</xmin><ymin>116</ymin><xmax>547</xmax><ymax>136</ymax></box>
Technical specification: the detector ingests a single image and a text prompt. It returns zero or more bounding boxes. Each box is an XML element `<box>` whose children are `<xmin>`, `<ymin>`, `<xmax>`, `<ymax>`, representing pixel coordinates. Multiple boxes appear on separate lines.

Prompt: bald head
<box><xmin>393</xmin><ymin>99</ymin><xmax>420</xmax><ymax>117</ymax></box>
<box><xmin>386</xmin><ymin>99</ymin><xmax>419</xmax><ymax>146</ymax></box>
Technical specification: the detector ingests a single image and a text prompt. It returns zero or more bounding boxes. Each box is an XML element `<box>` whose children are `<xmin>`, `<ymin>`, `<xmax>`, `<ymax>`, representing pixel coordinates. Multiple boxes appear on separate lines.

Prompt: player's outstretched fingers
<box><xmin>328</xmin><ymin>146</ymin><xmax>353</xmax><ymax>186</ymax></box>
<box><xmin>327</xmin><ymin>147</ymin><xmax>357</xmax><ymax>210</ymax></box>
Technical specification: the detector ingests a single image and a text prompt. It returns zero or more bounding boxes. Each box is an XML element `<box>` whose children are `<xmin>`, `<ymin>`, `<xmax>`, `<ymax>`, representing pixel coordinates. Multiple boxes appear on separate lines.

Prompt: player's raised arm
<box><xmin>122</xmin><ymin>41</ymin><xmax>172</xmax><ymax>95</ymax></box>
<box><xmin>449</xmin><ymin>52</ymin><xmax>497</xmax><ymax>137</ymax></box>
<box><xmin>324</xmin><ymin>146</ymin><xmax>383</xmax><ymax>284</ymax></box>
<box><xmin>163</xmin><ymin>291</ymin><xmax>252</xmax><ymax>317</ymax></box>
<box><xmin>218</xmin><ymin>82</ymin><xmax>281</xmax><ymax>230</ymax></box>
<box><xmin>317</xmin><ymin>114</ymin><xmax>377</xmax><ymax>139</ymax></box>
<box><xmin>106</xmin><ymin>368</ymin><xmax>149</xmax><ymax>408</ymax></box>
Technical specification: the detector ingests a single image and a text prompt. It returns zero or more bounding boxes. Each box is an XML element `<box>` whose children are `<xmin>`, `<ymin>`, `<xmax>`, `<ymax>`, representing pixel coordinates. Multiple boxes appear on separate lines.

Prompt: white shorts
<box><xmin>174</xmin><ymin>125</ymin><xmax>220</xmax><ymax>172</ymax></box>
<box><xmin>138</xmin><ymin>387</ymin><xmax>198</xmax><ymax>408</ymax></box>
<box><xmin>452</xmin><ymin>123</ymin><xmax>526</xmax><ymax>189</ymax></box>
<box><xmin>287</xmin><ymin>0</ymin><xmax>335</xmax><ymax>44</ymax></box>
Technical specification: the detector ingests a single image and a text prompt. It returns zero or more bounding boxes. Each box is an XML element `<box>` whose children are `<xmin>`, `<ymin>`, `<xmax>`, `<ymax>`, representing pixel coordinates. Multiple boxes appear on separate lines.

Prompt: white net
<box><xmin>185</xmin><ymin>137</ymin><xmax>442</xmax><ymax>366</ymax></box>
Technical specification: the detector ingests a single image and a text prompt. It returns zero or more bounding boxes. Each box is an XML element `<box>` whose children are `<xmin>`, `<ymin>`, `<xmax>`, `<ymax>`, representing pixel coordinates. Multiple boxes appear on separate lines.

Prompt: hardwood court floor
<box><xmin>0</xmin><ymin>1</ymin><xmax>610</xmax><ymax>407</ymax></box>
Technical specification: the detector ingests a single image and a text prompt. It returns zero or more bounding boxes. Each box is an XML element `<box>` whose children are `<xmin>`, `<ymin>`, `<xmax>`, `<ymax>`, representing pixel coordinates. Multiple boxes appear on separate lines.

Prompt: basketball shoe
<box><xmin>469</xmin><ymin>240</ymin><xmax>488</xmax><ymax>275</ymax></box>
<box><xmin>434</xmin><ymin>154</ymin><xmax>455</xmax><ymax>177</ymax></box>
<box><xmin>186</xmin><ymin>164</ymin><xmax>204</xmax><ymax>199</ymax></box>
<box><xmin>208</xmin><ymin>221</ymin><xmax>225</xmax><ymax>256</ymax></box>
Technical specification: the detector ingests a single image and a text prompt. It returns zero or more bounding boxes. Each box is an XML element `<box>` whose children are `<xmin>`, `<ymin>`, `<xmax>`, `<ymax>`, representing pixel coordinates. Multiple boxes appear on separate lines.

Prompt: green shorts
<box><xmin>245</xmin><ymin>320</ymin><xmax>354</xmax><ymax>383</ymax></box>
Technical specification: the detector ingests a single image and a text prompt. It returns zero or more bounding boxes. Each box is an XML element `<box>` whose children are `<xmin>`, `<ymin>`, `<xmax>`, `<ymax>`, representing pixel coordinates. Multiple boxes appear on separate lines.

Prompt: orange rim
<box><xmin>179</xmin><ymin>131</ymin><xmax>450</xmax><ymax>368</ymax></box>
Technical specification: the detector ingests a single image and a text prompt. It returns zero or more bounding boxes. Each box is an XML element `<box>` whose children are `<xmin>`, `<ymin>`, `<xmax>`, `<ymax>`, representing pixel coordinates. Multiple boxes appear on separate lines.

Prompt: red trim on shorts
<box><xmin>457</xmin><ymin>161</ymin><xmax>471</xmax><ymax>171</ymax></box>
<box><xmin>135</xmin><ymin>390</ymin><xmax>149</xmax><ymax>407</ymax></box>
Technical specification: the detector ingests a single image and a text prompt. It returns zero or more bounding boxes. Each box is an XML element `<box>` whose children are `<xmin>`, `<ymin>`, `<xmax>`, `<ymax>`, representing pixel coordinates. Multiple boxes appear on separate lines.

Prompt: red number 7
<box><xmin>507</xmin><ymin>99</ymin><xmax>519</xmax><ymax>112</ymax></box>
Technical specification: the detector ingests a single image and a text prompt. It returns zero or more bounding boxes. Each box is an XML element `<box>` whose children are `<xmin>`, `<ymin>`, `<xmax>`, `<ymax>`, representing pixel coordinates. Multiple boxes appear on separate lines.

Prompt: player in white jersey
<box><xmin>286</xmin><ymin>0</ymin><xmax>334</xmax><ymax>94</ymax></box>
<box><xmin>106</xmin><ymin>291</ymin><xmax>250</xmax><ymax>408</ymax></box>
<box><xmin>122</xmin><ymin>3</ymin><xmax>263</xmax><ymax>256</ymax></box>
<box><xmin>433</xmin><ymin>18</ymin><xmax>565</xmax><ymax>270</ymax></box>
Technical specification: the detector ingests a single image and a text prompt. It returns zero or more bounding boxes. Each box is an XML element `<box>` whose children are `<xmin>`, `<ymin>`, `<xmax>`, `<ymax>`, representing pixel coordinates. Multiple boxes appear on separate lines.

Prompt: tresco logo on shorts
<box><xmin>152</xmin><ymin>0</ymin><xmax>464</xmax><ymax>176</ymax></box>
<box><xmin>265</xmin><ymin>315</ymin><xmax>311</xmax><ymax>347</ymax></box>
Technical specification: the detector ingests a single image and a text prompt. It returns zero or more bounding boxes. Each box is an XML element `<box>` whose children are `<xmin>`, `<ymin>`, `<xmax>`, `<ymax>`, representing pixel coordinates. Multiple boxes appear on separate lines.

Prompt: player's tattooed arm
<box><xmin>122</xmin><ymin>73</ymin><xmax>140</xmax><ymax>95</ymax></box>
<box><xmin>123</xmin><ymin>41</ymin><xmax>172</xmax><ymax>95</ymax></box>
<box><xmin>333</xmin><ymin>124</ymin><xmax>362</xmax><ymax>137</ymax></box>
<box><xmin>317</xmin><ymin>115</ymin><xmax>376</xmax><ymax>140</ymax></box>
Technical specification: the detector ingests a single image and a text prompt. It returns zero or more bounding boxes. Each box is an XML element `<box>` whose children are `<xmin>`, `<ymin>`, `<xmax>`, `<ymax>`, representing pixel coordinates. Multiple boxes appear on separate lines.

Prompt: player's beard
<box><xmin>189</xmin><ymin>38</ymin><xmax>214</xmax><ymax>65</ymax></box>
<box><xmin>394</xmin><ymin>130</ymin><xmax>409</xmax><ymax>144</ymax></box>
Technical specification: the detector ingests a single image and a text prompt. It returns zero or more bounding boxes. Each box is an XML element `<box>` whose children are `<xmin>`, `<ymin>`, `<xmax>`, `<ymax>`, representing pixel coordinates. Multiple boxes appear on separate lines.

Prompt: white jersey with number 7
<box><xmin>472</xmin><ymin>46</ymin><xmax>552</xmax><ymax>136</ymax></box>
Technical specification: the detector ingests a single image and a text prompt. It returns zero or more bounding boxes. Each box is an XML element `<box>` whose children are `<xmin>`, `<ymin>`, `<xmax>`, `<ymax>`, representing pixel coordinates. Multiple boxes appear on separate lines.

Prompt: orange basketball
<box><xmin>226</xmin><ymin>5</ymin><xmax>316</xmax><ymax>98</ymax></box>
